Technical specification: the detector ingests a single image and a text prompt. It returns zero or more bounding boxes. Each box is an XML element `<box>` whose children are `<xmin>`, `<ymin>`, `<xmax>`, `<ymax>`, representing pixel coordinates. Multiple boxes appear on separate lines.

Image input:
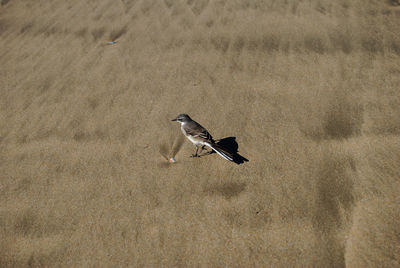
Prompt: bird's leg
<box><xmin>191</xmin><ymin>145</ymin><xmax>199</xmax><ymax>157</ymax></box>
<box><xmin>199</xmin><ymin>145</ymin><xmax>212</xmax><ymax>156</ymax></box>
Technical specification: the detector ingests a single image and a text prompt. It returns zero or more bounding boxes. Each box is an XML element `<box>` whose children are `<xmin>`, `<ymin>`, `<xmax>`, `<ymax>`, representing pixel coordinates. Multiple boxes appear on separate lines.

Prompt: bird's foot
<box><xmin>191</xmin><ymin>154</ymin><xmax>200</xmax><ymax>158</ymax></box>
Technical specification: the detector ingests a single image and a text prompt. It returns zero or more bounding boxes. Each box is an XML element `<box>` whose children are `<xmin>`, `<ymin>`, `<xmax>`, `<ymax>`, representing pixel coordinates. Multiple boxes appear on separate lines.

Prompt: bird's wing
<box><xmin>183</xmin><ymin>122</ymin><xmax>214</xmax><ymax>142</ymax></box>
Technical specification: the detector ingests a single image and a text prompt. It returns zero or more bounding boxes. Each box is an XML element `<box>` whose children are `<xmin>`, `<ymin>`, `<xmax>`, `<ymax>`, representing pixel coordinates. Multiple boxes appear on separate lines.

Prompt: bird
<box><xmin>171</xmin><ymin>114</ymin><xmax>233</xmax><ymax>161</ymax></box>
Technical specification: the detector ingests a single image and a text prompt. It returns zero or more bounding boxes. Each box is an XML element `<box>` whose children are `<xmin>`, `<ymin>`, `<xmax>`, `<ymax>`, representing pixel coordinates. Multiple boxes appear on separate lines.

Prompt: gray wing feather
<box><xmin>184</xmin><ymin>121</ymin><xmax>214</xmax><ymax>142</ymax></box>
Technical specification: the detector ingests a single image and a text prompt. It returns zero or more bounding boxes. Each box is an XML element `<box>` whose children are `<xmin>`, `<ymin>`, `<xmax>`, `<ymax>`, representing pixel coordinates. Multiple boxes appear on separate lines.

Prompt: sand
<box><xmin>1</xmin><ymin>0</ymin><xmax>400</xmax><ymax>266</ymax></box>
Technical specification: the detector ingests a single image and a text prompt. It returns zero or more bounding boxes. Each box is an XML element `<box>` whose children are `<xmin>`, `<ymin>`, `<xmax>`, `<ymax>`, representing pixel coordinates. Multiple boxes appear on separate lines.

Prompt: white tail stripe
<box><xmin>205</xmin><ymin>143</ymin><xmax>233</xmax><ymax>161</ymax></box>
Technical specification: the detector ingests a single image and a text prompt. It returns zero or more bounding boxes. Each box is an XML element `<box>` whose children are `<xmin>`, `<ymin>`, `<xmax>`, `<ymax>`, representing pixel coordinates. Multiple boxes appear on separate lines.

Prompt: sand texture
<box><xmin>1</xmin><ymin>0</ymin><xmax>400</xmax><ymax>267</ymax></box>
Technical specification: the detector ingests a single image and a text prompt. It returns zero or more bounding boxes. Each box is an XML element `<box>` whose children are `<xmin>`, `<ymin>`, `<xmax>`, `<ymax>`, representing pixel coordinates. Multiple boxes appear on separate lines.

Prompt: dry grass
<box><xmin>1</xmin><ymin>0</ymin><xmax>400</xmax><ymax>267</ymax></box>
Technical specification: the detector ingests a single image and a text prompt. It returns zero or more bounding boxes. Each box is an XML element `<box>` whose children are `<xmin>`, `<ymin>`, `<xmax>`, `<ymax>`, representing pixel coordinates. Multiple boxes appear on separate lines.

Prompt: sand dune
<box><xmin>1</xmin><ymin>0</ymin><xmax>400</xmax><ymax>266</ymax></box>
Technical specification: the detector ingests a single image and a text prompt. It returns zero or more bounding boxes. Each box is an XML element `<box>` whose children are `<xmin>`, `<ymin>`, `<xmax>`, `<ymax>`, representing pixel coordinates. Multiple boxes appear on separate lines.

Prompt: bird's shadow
<box><xmin>203</xmin><ymin>137</ymin><xmax>249</xmax><ymax>165</ymax></box>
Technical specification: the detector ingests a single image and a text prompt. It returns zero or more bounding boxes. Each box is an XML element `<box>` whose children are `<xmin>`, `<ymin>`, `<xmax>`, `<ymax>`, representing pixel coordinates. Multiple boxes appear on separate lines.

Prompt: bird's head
<box><xmin>171</xmin><ymin>114</ymin><xmax>191</xmax><ymax>124</ymax></box>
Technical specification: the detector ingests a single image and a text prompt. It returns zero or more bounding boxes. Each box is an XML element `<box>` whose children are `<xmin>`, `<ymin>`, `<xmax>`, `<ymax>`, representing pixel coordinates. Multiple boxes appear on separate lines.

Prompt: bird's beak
<box><xmin>171</xmin><ymin>118</ymin><xmax>177</xmax><ymax>121</ymax></box>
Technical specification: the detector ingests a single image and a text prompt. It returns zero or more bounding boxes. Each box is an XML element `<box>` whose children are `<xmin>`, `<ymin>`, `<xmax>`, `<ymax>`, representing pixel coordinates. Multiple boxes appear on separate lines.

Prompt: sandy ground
<box><xmin>1</xmin><ymin>0</ymin><xmax>400</xmax><ymax>267</ymax></box>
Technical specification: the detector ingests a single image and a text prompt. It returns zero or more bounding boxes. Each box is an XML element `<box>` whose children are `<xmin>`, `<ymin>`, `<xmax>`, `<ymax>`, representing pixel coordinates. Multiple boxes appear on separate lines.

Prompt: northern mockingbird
<box><xmin>171</xmin><ymin>114</ymin><xmax>233</xmax><ymax>161</ymax></box>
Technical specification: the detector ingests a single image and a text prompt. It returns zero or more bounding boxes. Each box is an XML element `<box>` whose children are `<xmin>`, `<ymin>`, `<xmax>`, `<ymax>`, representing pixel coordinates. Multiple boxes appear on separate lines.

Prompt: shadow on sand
<box><xmin>203</xmin><ymin>180</ymin><xmax>247</xmax><ymax>199</ymax></box>
<box><xmin>204</xmin><ymin>137</ymin><xmax>249</xmax><ymax>165</ymax></box>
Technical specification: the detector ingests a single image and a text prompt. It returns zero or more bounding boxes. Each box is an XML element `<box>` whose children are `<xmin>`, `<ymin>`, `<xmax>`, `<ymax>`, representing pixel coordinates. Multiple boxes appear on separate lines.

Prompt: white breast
<box><xmin>181</xmin><ymin>124</ymin><xmax>205</xmax><ymax>146</ymax></box>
